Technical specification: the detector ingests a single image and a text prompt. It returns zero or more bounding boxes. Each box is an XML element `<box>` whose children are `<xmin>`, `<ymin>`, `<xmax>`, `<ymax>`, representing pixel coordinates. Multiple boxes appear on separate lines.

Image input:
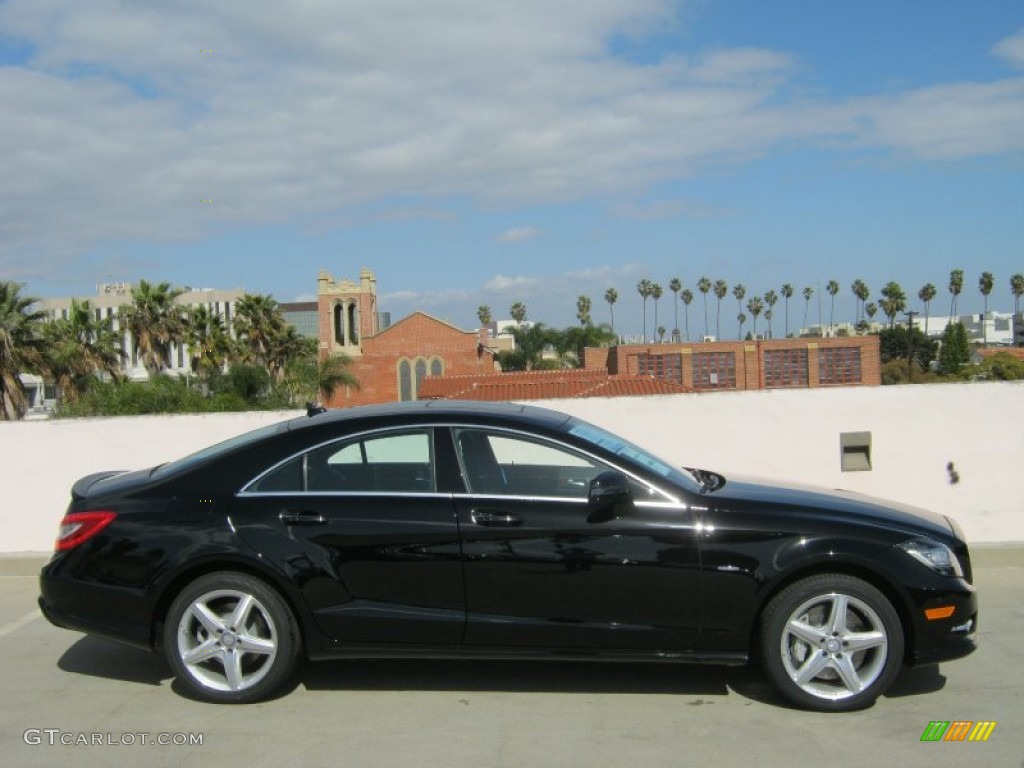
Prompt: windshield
<box><xmin>565</xmin><ymin>418</ymin><xmax>701</xmax><ymax>492</ymax></box>
<box><xmin>152</xmin><ymin>421</ymin><xmax>289</xmax><ymax>479</ymax></box>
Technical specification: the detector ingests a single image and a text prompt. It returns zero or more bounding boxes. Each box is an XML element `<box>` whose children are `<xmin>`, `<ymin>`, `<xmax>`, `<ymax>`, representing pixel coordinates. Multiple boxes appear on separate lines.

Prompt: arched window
<box><xmin>348</xmin><ymin>303</ymin><xmax>359</xmax><ymax>345</ymax></box>
<box><xmin>333</xmin><ymin>303</ymin><xmax>345</xmax><ymax>345</ymax></box>
<box><xmin>398</xmin><ymin>359</ymin><xmax>412</xmax><ymax>401</ymax></box>
<box><xmin>414</xmin><ymin>358</ymin><xmax>428</xmax><ymax>399</ymax></box>
<box><xmin>429</xmin><ymin>357</ymin><xmax>443</xmax><ymax>377</ymax></box>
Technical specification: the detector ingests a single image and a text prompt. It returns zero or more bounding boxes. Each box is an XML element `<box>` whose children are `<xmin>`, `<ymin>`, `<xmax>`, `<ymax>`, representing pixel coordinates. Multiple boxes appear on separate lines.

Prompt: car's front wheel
<box><xmin>760</xmin><ymin>574</ymin><xmax>904</xmax><ymax>711</ymax></box>
<box><xmin>164</xmin><ymin>572</ymin><xmax>300</xmax><ymax>703</ymax></box>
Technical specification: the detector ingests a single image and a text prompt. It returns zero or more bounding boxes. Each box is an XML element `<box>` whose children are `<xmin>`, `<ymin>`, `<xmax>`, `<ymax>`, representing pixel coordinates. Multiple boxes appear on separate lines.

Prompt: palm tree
<box><xmin>802</xmin><ymin>286</ymin><xmax>814</xmax><ymax>334</ymax></box>
<box><xmin>732</xmin><ymin>284</ymin><xmax>746</xmax><ymax>340</ymax></box>
<box><xmin>880</xmin><ymin>281</ymin><xmax>907</xmax><ymax>328</ymax></box>
<box><xmin>826</xmin><ymin>280</ymin><xmax>840</xmax><ymax>333</ymax></box>
<box><xmin>781</xmin><ymin>283</ymin><xmax>793</xmax><ymax>337</ymax></box>
<box><xmin>657</xmin><ymin>326</ymin><xmax>666</xmax><ymax>343</ymax></box>
<box><xmin>737</xmin><ymin>312</ymin><xmax>747</xmax><ymax>340</ymax></box>
<box><xmin>917</xmin><ymin>283</ymin><xmax>937</xmax><ymax>335</ymax></box>
<box><xmin>713</xmin><ymin>279</ymin><xmax>728</xmax><ymax>340</ymax></box>
<box><xmin>576</xmin><ymin>295</ymin><xmax>592</xmax><ymax>327</ymax></box>
<box><xmin>651</xmin><ymin>284</ymin><xmax>663</xmax><ymax>341</ymax></box>
<box><xmin>184</xmin><ymin>305</ymin><xmax>231</xmax><ymax>385</ymax></box>
<box><xmin>681</xmin><ymin>289</ymin><xmax>694</xmax><ymax>341</ymax></box>
<box><xmin>604</xmin><ymin>288</ymin><xmax>618</xmax><ymax>335</ymax></box>
<box><xmin>1011</xmin><ymin>273</ymin><xmax>1024</xmax><ymax>314</ymax></box>
<box><xmin>697</xmin><ymin>277</ymin><xmax>712</xmax><ymax>340</ymax></box>
<box><xmin>41</xmin><ymin>299</ymin><xmax>124</xmax><ymax>403</ymax></box>
<box><xmin>668</xmin><ymin>278</ymin><xmax>682</xmax><ymax>341</ymax></box>
<box><xmin>979</xmin><ymin>271</ymin><xmax>995</xmax><ymax>346</ymax></box>
<box><xmin>746</xmin><ymin>296</ymin><xmax>764</xmax><ymax>338</ymax></box>
<box><xmin>233</xmin><ymin>293</ymin><xmax>285</xmax><ymax>369</ymax></box>
<box><xmin>948</xmin><ymin>269</ymin><xmax>964</xmax><ymax>317</ymax></box>
<box><xmin>865</xmin><ymin>302</ymin><xmax>878</xmax><ymax>324</ymax></box>
<box><xmin>764</xmin><ymin>290</ymin><xmax>779</xmax><ymax>339</ymax></box>
<box><xmin>268</xmin><ymin>325</ymin><xmax>316</xmax><ymax>382</ymax></box>
<box><xmin>283</xmin><ymin>352</ymin><xmax>359</xmax><ymax>407</ymax></box>
<box><xmin>0</xmin><ymin>281</ymin><xmax>46</xmax><ymax>420</ymax></box>
<box><xmin>312</xmin><ymin>353</ymin><xmax>359</xmax><ymax>402</ymax></box>
<box><xmin>852</xmin><ymin>279</ymin><xmax>870</xmax><ymax>329</ymax></box>
<box><xmin>510</xmin><ymin>301</ymin><xmax>527</xmax><ymax>327</ymax></box>
<box><xmin>477</xmin><ymin>305</ymin><xmax>492</xmax><ymax>328</ymax></box>
<box><xmin>636</xmin><ymin>279</ymin><xmax>653</xmax><ymax>342</ymax></box>
<box><xmin>119</xmin><ymin>280</ymin><xmax>185</xmax><ymax>377</ymax></box>
<box><xmin>505</xmin><ymin>322</ymin><xmax>553</xmax><ymax>370</ymax></box>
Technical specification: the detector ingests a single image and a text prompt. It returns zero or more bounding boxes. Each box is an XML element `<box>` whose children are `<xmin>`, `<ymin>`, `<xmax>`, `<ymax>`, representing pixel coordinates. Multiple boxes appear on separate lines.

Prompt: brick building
<box><xmin>318</xmin><ymin>269</ymin><xmax>496</xmax><ymax>407</ymax></box>
<box><xmin>585</xmin><ymin>335</ymin><xmax>881</xmax><ymax>390</ymax></box>
<box><xmin>418</xmin><ymin>369</ymin><xmax>693</xmax><ymax>401</ymax></box>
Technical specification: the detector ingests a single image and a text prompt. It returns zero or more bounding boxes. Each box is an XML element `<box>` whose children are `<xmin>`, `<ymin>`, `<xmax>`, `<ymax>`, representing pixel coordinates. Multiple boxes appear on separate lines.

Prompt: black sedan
<box><xmin>39</xmin><ymin>401</ymin><xmax>977</xmax><ymax>710</ymax></box>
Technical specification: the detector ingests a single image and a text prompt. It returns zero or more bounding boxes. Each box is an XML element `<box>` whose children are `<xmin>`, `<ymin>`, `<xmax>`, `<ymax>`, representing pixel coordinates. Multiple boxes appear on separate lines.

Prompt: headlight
<box><xmin>897</xmin><ymin>538</ymin><xmax>964</xmax><ymax>578</ymax></box>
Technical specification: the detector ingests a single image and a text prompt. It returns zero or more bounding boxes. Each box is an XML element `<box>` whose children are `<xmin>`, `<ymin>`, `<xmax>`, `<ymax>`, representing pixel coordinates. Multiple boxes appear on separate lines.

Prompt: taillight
<box><xmin>56</xmin><ymin>511</ymin><xmax>117</xmax><ymax>551</ymax></box>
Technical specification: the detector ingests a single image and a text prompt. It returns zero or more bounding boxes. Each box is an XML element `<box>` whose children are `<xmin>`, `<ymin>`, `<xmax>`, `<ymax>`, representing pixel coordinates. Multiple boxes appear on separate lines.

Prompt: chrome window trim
<box><xmin>239</xmin><ymin>421</ymin><xmax>680</xmax><ymax>504</ymax></box>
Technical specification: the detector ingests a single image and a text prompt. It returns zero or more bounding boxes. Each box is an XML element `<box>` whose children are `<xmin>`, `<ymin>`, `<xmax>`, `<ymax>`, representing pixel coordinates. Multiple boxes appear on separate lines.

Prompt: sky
<box><xmin>2</xmin><ymin>0</ymin><xmax>1022</xmax><ymax>341</ymax></box>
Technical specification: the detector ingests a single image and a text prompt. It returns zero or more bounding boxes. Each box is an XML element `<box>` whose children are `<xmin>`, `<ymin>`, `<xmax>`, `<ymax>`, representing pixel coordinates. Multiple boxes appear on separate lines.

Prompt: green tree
<box><xmin>713</xmin><ymin>279</ymin><xmax>728</xmax><ymax>340</ymax></box>
<box><xmin>802</xmin><ymin>286</ymin><xmax>814</xmax><ymax>334</ymax></box>
<box><xmin>184</xmin><ymin>305</ymin><xmax>231</xmax><ymax>386</ymax></box>
<box><xmin>732</xmin><ymin>284</ymin><xmax>747</xmax><ymax>340</ymax></box>
<box><xmin>576</xmin><ymin>295</ymin><xmax>592</xmax><ymax>327</ymax></box>
<box><xmin>477</xmin><ymin>305</ymin><xmax>492</xmax><ymax>327</ymax></box>
<box><xmin>509</xmin><ymin>301</ymin><xmax>527</xmax><ymax>326</ymax></box>
<box><xmin>268</xmin><ymin>325</ymin><xmax>317</xmax><ymax>382</ymax></box>
<box><xmin>681</xmin><ymin>289</ymin><xmax>694</xmax><ymax>341</ymax></box>
<box><xmin>636</xmin><ymin>279</ymin><xmax>653</xmax><ymax>342</ymax></box>
<box><xmin>604</xmin><ymin>288</ymin><xmax>618</xmax><ymax>335</ymax></box>
<box><xmin>1011</xmin><ymin>273</ymin><xmax>1024</xmax><ymax>315</ymax></box>
<box><xmin>826</xmin><ymin>280</ymin><xmax>840</xmax><ymax>332</ymax></box>
<box><xmin>879</xmin><ymin>281</ymin><xmax>907</xmax><ymax>328</ymax></box>
<box><xmin>120</xmin><ymin>280</ymin><xmax>185</xmax><ymax>377</ymax></box>
<box><xmin>746</xmin><ymin>296</ymin><xmax>764</xmax><ymax>338</ymax></box>
<box><xmin>668</xmin><ymin>278</ymin><xmax>682</xmax><ymax>340</ymax></box>
<box><xmin>697</xmin><ymin>277</ymin><xmax>712</xmax><ymax>339</ymax></box>
<box><xmin>561</xmin><ymin>323</ymin><xmax>616</xmax><ymax>367</ymax></box>
<box><xmin>503</xmin><ymin>322</ymin><xmax>555</xmax><ymax>371</ymax></box>
<box><xmin>948</xmin><ymin>269</ymin><xmax>964</xmax><ymax>317</ymax></box>
<box><xmin>878</xmin><ymin>326</ymin><xmax>938</xmax><ymax>371</ymax></box>
<box><xmin>864</xmin><ymin>302</ymin><xmax>878</xmax><ymax>325</ymax></box>
<box><xmin>918</xmin><ymin>283</ymin><xmax>937</xmax><ymax>335</ymax></box>
<box><xmin>651</xmin><ymin>283</ymin><xmax>663</xmax><ymax>340</ymax></box>
<box><xmin>938</xmin><ymin>322</ymin><xmax>970</xmax><ymax>376</ymax></box>
<box><xmin>974</xmin><ymin>352</ymin><xmax>1024</xmax><ymax>381</ymax></box>
<box><xmin>851</xmin><ymin>279</ymin><xmax>870</xmax><ymax>329</ymax></box>
<box><xmin>737</xmin><ymin>312</ymin><xmax>747</xmax><ymax>340</ymax></box>
<box><xmin>781</xmin><ymin>283</ymin><xmax>794</xmax><ymax>337</ymax></box>
<box><xmin>764</xmin><ymin>290</ymin><xmax>779</xmax><ymax>339</ymax></box>
<box><xmin>978</xmin><ymin>271</ymin><xmax>994</xmax><ymax>346</ymax></box>
<box><xmin>0</xmin><ymin>281</ymin><xmax>47</xmax><ymax>420</ymax></box>
<box><xmin>282</xmin><ymin>352</ymin><xmax>359</xmax><ymax>406</ymax></box>
<box><xmin>232</xmin><ymin>293</ymin><xmax>285</xmax><ymax>369</ymax></box>
<box><xmin>41</xmin><ymin>298</ymin><xmax>124</xmax><ymax>404</ymax></box>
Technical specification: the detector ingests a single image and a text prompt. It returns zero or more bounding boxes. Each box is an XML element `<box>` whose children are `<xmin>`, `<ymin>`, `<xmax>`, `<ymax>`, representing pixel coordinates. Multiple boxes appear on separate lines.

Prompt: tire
<box><xmin>163</xmin><ymin>572</ymin><xmax>300</xmax><ymax>704</ymax></box>
<box><xmin>759</xmin><ymin>574</ymin><xmax>904</xmax><ymax>712</ymax></box>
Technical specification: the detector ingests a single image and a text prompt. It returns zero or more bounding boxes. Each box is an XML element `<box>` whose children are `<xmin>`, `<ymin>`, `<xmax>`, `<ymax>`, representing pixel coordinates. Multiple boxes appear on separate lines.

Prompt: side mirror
<box><xmin>587</xmin><ymin>471</ymin><xmax>633</xmax><ymax>523</ymax></box>
<box><xmin>588</xmin><ymin>471</ymin><xmax>631</xmax><ymax>504</ymax></box>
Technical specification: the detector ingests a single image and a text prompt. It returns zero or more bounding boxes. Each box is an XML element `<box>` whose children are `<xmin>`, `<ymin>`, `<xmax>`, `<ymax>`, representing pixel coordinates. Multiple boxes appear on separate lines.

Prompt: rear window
<box><xmin>152</xmin><ymin>422</ymin><xmax>288</xmax><ymax>479</ymax></box>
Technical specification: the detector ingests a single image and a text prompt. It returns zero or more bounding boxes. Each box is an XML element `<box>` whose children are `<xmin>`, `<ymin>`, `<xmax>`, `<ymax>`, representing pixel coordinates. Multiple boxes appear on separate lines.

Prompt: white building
<box><xmin>913</xmin><ymin>311</ymin><xmax>1016</xmax><ymax>345</ymax></box>
<box><xmin>37</xmin><ymin>283</ymin><xmax>245</xmax><ymax>382</ymax></box>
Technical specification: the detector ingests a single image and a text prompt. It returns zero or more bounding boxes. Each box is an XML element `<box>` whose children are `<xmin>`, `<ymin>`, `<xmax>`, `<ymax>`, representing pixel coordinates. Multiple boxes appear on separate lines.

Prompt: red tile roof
<box><xmin>418</xmin><ymin>370</ymin><xmax>692</xmax><ymax>401</ymax></box>
<box><xmin>976</xmin><ymin>348</ymin><xmax>1024</xmax><ymax>361</ymax></box>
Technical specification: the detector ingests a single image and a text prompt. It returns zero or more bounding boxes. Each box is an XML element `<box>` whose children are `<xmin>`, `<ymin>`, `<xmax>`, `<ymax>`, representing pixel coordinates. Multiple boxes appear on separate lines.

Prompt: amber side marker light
<box><xmin>56</xmin><ymin>511</ymin><xmax>117</xmax><ymax>551</ymax></box>
<box><xmin>924</xmin><ymin>606</ymin><xmax>956</xmax><ymax>621</ymax></box>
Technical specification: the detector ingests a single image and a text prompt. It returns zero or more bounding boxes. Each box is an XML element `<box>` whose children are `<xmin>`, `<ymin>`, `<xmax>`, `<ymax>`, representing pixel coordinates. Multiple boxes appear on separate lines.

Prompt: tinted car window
<box><xmin>248</xmin><ymin>455</ymin><xmax>304</xmax><ymax>493</ymax></box>
<box><xmin>307</xmin><ymin>430</ymin><xmax>434</xmax><ymax>493</ymax></box>
<box><xmin>455</xmin><ymin>429</ymin><xmax>601</xmax><ymax>498</ymax></box>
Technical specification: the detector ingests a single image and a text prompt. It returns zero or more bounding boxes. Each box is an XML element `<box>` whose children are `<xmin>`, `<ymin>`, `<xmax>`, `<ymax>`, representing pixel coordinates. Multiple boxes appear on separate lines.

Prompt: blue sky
<box><xmin>2</xmin><ymin>0</ymin><xmax>1022</xmax><ymax>340</ymax></box>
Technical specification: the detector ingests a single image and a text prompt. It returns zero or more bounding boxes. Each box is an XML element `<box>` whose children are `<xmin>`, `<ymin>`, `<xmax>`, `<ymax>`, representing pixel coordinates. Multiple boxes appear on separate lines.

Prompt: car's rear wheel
<box><xmin>164</xmin><ymin>572</ymin><xmax>300</xmax><ymax>704</ymax></box>
<box><xmin>760</xmin><ymin>574</ymin><xmax>903</xmax><ymax>712</ymax></box>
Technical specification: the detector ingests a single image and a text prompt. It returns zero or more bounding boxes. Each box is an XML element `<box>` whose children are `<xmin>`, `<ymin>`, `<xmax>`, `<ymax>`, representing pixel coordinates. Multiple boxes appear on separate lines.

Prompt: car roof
<box><xmin>286</xmin><ymin>400</ymin><xmax>575</xmax><ymax>434</ymax></box>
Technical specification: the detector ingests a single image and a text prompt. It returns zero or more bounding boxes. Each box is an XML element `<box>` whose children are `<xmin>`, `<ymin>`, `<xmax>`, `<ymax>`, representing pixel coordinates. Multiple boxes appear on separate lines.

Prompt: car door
<box><xmin>451</xmin><ymin>426</ymin><xmax>701</xmax><ymax>651</ymax></box>
<box><xmin>233</xmin><ymin>427</ymin><xmax>465</xmax><ymax>646</ymax></box>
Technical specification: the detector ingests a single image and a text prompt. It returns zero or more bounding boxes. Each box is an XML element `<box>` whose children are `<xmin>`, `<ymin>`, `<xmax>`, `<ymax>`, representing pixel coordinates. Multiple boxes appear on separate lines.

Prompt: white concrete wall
<box><xmin>1</xmin><ymin>382</ymin><xmax>1021</xmax><ymax>553</ymax></box>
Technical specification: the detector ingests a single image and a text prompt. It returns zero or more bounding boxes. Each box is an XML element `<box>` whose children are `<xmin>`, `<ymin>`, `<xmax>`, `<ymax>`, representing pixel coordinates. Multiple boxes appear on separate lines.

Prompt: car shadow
<box><xmin>58</xmin><ymin>635</ymin><xmax>170</xmax><ymax>686</ymax></box>
<box><xmin>55</xmin><ymin>635</ymin><xmax>946</xmax><ymax>706</ymax></box>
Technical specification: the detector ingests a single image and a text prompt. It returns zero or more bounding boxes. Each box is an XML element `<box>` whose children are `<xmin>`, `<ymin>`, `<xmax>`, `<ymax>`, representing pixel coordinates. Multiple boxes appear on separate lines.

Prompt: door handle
<box><xmin>471</xmin><ymin>510</ymin><xmax>522</xmax><ymax>527</ymax></box>
<box><xmin>280</xmin><ymin>510</ymin><xmax>328</xmax><ymax>525</ymax></box>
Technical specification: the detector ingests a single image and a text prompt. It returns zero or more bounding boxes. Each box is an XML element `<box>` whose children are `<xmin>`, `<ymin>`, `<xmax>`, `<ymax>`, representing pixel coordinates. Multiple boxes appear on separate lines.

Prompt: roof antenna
<box><xmin>306</xmin><ymin>402</ymin><xmax>327</xmax><ymax>417</ymax></box>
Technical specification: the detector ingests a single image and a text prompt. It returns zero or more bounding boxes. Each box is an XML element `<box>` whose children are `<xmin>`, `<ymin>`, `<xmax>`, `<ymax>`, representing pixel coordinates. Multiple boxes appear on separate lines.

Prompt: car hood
<box><xmin>704</xmin><ymin>473</ymin><xmax>953</xmax><ymax>539</ymax></box>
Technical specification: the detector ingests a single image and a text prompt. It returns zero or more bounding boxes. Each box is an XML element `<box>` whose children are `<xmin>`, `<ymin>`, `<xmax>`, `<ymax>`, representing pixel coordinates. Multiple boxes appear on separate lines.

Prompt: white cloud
<box><xmin>0</xmin><ymin>0</ymin><xmax>1022</xmax><ymax>272</ymax></box>
<box><xmin>483</xmin><ymin>274</ymin><xmax>540</xmax><ymax>292</ymax></box>
<box><xmin>609</xmin><ymin>199</ymin><xmax>734</xmax><ymax>220</ymax></box>
<box><xmin>993</xmin><ymin>29</ymin><xmax>1024</xmax><ymax>68</ymax></box>
<box><xmin>495</xmin><ymin>227</ymin><xmax>542</xmax><ymax>243</ymax></box>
